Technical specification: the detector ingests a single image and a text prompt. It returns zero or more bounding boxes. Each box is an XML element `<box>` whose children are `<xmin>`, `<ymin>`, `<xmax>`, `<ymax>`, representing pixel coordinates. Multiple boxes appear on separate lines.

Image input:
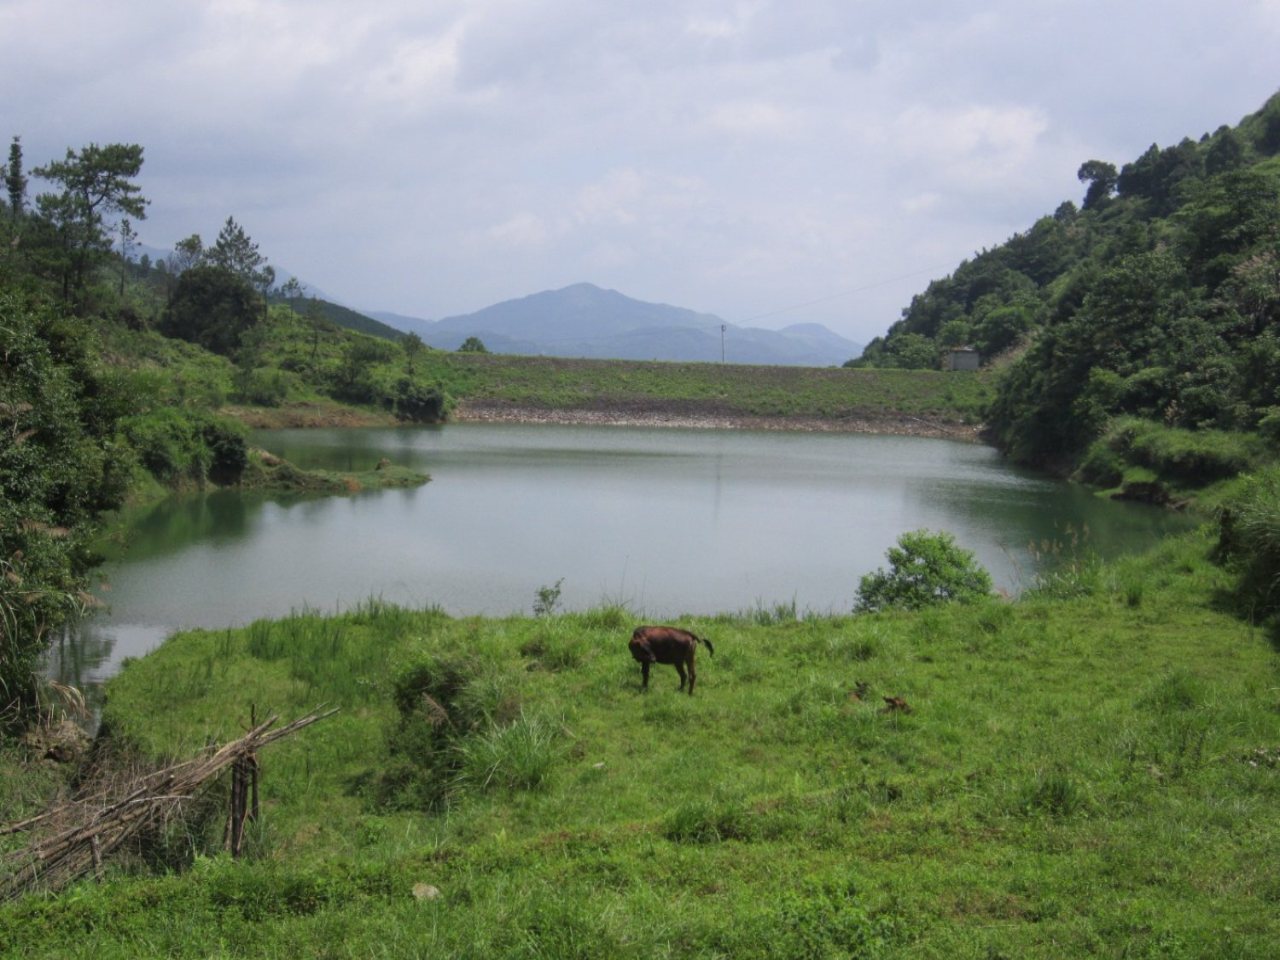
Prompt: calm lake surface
<box><xmin>52</xmin><ymin>423</ymin><xmax>1189</xmax><ymax>689</ymax></box>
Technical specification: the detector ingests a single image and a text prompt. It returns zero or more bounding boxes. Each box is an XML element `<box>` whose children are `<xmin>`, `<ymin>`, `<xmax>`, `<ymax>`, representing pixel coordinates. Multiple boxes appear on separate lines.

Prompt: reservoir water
<box><xmin>51</xmin><ymin>423</ymin><xmax>1189</xmax><ymax>689</ymax></box>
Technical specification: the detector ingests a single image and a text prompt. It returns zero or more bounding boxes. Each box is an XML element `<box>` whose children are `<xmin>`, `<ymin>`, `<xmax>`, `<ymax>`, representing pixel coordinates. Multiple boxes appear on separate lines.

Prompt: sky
<box><xmin>3</xmin><ymin>1</ymin><xmax>1278</xmax><ymax>344</ymax></box>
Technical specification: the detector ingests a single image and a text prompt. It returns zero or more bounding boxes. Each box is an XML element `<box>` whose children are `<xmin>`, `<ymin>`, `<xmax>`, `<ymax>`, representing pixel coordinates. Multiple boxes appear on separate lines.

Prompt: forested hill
<box><xmin>857</xmin><ymin>90</ymin><xmax>1280</xmax><ymax>473</ymax></box>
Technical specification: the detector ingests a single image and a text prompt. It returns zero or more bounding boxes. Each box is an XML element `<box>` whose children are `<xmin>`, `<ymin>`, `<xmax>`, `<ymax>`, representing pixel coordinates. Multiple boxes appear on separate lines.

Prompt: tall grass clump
<box><xmin>747</xmin><ymin>596</ymin><xmax>799</xmax><ymax>625</ymax></box>
<box><xmin>1215</xmin><ymin>466</ymin><xmax>1280</xmax><ymax>628</ymax></box>
<box><xmin>1016</xmin><ymin>767</ymin><xmax>1088</xmax><ymax>817</ymax></box>
<box><xmin>663</xmin><ymin>795</ymin><xmax>754</xmax><ymax>843</ymax></box>
<box><xmin>372</xmin><ymin>653</ymin><xmax>554</xmax><ymax>809</ymax></box>
<box><xmin>575</xmin><ymin>603</ymin><xmax>632</xmax><ymax>631</ymax></box>
<box><xmin>452</xmin><ymin>708</ymin><xmax>562</xmax><ymax>794</ymax></box>
<box><xmin>1105</xmin><ymin>417</ymin><xmax>1264</xmax><ymax>487</ymax></box>
<box><xmin>1020</xmin><ymin>525</ymin><xmax>1107</xmax><ymax>600</ymax></box>
<box><xmin>243</xmin><ymin>613</ymin><xmax>375</xmax><ymax>704</ymax></box>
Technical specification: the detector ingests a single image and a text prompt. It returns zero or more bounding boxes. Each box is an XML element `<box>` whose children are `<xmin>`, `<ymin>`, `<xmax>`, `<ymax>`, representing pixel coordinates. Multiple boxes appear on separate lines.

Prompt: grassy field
<box><xmin>3</xmin><ymin>530</ymin><xmax>1278</xmax><ymax>958</ymax></box>
<box><xmin>416</xmin><ymin>352</ymin><xmax>990</xmax><ymax>423</ymax></box>
<box><xmin>94</xmin><ymin>311</ymin><xmax>991</xmax><ymax>430</ymax></box>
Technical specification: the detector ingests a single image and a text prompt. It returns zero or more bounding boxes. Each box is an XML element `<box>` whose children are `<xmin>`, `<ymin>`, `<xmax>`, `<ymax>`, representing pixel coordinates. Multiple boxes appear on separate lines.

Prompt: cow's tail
<box><xmin>696</xmin><ymin>634</ymin><xmax>714</xmax><ymax>657</ymax></box>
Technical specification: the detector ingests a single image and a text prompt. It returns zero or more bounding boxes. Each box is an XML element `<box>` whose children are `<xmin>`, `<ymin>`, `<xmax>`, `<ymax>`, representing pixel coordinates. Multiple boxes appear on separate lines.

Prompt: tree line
<box><xmin>0</xmin><ymin>139</ymin><xmax>453</xmax><ymax>730</ymax></box>
<box><xmin>853</xmin><ymin>91</ymin><xmax>1280</xmax><ymax>475</ymax></box>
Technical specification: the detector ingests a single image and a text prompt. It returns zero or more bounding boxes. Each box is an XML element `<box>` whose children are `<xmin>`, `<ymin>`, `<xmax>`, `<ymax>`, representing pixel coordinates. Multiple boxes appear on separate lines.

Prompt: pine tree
<box><xmin>5</xmin><ymin>136</ymin><xmax>26</xmax><ymax>216</ymax></box>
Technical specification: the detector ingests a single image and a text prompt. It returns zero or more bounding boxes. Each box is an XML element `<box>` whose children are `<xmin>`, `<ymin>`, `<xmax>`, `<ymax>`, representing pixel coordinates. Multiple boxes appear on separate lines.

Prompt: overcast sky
<box><xmin>3</xmin><ymin>1</ymin><xmax>1277</xmax><ymax>343</ymax></box>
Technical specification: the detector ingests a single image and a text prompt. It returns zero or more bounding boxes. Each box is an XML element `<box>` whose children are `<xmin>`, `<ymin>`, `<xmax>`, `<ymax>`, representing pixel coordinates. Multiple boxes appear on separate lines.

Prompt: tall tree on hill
<box><xmin>32</xmin><ymin>143</ymin><xmax>147</xmax><ymax>302</ymax></box>
<box><xmin>116</xmin><ymin>218</ymin><xmax>137</xmax><ymax>295</ymax></box>
<box><xmin>161</xmin><ymin>265</ymin><xmax>262</xmax><ymax>356</ymax></box>
<box><xmin>167</xmin><ymin>233</ymin><xmax>205</xmax><ymax>275</ymax></box>
<box><xmin>1077</xmin><ymin>160</ymin><xmax>1117</xmax><ymax>210</ymax></box>
<box><xmin>208</xmin><ymin>216</ymin><xmax>274</xmax><ymax>294</ymax></box>
<box><xmin>5</xmin><ymin>136</ymin><xmax>26</xmax><ymax>216</ymax></box>
<box><xmin>402</xmin><ymin>331</ymin><xmax>425</xmax><ymax>372</ymax></box>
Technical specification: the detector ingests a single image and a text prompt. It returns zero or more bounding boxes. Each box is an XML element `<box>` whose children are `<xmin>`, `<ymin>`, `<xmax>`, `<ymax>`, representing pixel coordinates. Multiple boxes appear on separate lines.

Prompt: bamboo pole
<box><xmin>0</xmin><ymin>706</ymin><xmax>338</xmax><ymax>901</ymax></box>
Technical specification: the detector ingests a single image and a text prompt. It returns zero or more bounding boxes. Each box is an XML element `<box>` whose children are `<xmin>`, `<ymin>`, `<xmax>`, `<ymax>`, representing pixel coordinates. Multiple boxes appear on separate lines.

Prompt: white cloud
<box><xmin>891</xmin><ymin>103</ymin><xmax>1050</xmax><ymax>189</ymax></box>
<box><xmin>4</xmin><ymin>0</ymin><xmax>1278</xmax><ymax>339</ymax></box>
<box><xmin>573</xmin><ymin>169</ymin><xmax>647</xmax><ymax>227</ymax></box>
<box><xmin>478</xmin><ymin>212</ymin><xmax>550</xmax><ymax>250</ymax></box>
<box><xmin>705</xmin><ymin>100</ymin><xmax>796</xmax><ymax>138</ymax></box>
<box><xmin>901</xmin><ymin>192</ymin><xmax>941</xmax><ymax>215</ymax></box>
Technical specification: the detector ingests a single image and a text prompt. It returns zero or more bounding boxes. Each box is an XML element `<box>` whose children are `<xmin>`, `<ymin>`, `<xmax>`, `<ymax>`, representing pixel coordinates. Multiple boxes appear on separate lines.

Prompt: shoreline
<box><xmin>222</xmin><ymin>399</ymin><xmax>985</xmax><ymax>442</ymax></box>
<box><xmin>450</xmin><ymin>400</ymin><xmax>984</xmax><ymax>442</ymax></box>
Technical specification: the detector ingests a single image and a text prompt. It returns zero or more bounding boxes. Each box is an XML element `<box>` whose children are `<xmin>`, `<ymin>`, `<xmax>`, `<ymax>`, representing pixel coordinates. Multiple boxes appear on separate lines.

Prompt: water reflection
<box><xmin>50</xmin><ymin>423</ymin><xmax>1192</xmax><ymax>690</ymax></box>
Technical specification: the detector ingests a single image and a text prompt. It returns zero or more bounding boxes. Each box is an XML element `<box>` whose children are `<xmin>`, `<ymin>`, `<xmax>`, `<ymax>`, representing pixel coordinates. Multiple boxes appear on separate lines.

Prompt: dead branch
<box><xmin>0</xmin><ymin>706</ymin><xmax>338</xmax><ymax>902</ymax></box>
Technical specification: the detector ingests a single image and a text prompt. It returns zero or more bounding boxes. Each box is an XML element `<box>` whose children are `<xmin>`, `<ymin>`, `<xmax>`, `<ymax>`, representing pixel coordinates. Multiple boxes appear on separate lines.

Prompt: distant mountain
<box><xmin>369</xmin><ymin>284</ymin><xmax>862</xmax><ymax>366</ymax></box>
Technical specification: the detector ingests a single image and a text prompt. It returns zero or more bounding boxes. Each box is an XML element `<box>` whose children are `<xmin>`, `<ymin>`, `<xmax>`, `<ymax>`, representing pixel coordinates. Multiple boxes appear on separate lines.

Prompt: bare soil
<box><xmin>222</xmin><ymin>399</ymin><xmax>983</xmax><ymax>441</ymax></box>
<box><xmin>451</xmin><ymin>399</ymin><xmax>983</xmax><ymax>441</ymax></box>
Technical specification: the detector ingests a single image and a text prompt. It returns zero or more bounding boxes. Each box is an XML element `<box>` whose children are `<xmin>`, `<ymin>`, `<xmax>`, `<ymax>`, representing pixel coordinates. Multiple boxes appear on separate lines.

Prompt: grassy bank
<box><xmin>3</xmin><ymin>531</ymin><xmax>1278</xmax><ymax>957</ymax></box>
<box><xmin>416</xmin><ymin>352</ymin><xmax>990</xmax><ymax>424</ymax></box>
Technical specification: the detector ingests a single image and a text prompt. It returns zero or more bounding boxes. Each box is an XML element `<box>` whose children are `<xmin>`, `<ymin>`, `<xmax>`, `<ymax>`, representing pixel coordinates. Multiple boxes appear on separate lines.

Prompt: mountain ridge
<box><xmin>367</xmin><ymin>283</ymin><xmax>862</xmax><ymax>366</ymax></box>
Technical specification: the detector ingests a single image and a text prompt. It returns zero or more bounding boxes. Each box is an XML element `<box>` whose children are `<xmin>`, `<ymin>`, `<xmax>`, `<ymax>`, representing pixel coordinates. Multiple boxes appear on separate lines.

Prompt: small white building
<box><xmin>944</xmin><ymin>347</ymin><xmax>981</xmax><ymax>372</ymax></box>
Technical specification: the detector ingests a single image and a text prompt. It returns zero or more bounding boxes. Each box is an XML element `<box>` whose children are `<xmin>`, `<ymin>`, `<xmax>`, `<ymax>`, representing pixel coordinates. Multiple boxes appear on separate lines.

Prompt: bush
<box><xmin>160</xmin><ymin>266</ymin><xmax>262</xmax><ymax>356</ymax></box>
<box><xmin>1106</xmin><ymin>417</ymin><xmax>1261</xmax><ymax>487</ymax></box>
<box><xmin>855</xmin><ymin>530</ymin><xmax>993</xmax><ymax>613</ymax></box>
<box><xmin>121</xmin><ymin>409</ymin><xmax>247</xmax><ymax>487</ymax></box>
<box><xmin>233</xmin><ymin>366</ymin><xmax>296</xmax><ymax>407</ymax></box>
<box><xmin>374</xmin><ymin>656</ymin><xmax>540</xmax><ymax>809</ymax></box>
<box><xmin>1215</xmin><ymin>466</ymin><xmax>1280</xmax><ymax>622</ymax></box>
<box><xmin>0</xmin><ymin>294</ymin><xmax>131</xmax><ymax>728</ymax></box>
<box><xmin>387</xmin><ymin>377</ymin><xmax>447</xmax><ymax>422</ymax></box>
<box><xmin>1077</xmin><ymin>439</ymin><xmax>1125</xmax><ymax>487</ymax></box>
<box><xmin>1258</xmin><ymin>406</ymin><xmax>1280</xmax><ymax>446</ymax></box>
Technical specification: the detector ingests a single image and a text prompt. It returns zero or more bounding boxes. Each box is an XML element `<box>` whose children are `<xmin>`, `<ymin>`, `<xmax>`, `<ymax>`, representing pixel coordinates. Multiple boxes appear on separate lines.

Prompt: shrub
<box><xmin>160</xmin><ymin>266</ymin><xmax>262</xmax><ymax>356</ymax></box>
<box><xmin>533</xmin><ymin>578</ymin><xmax>564</xmax><ymax>616</ymax></box>
<box><xmin>1077</xmin><ymin>439</ymin><xmax>1125</xmax><ymax>487</ymax></box>
<box><xmin>855</xmin><ymin>530</ymin><xmax>993</xmax><ymax>613</ymax></box>
<box><xmin>0</xmin><ymin>294</ymin><xmax>132</xmax><ymax>726</ymax></box>
<box><xmin>374</xmin><ymin>656</ymin><xmax>546</xmax><ymax>809</ymax></box>
<box><xmin>121</xmin><ymin>409</ymin><xmax>247</xmax><ymax>487</ymax></box>
<box><xmin>1106</xmin><ymin>417</ymin><xmax>1261</xmax><ymax>487</ymax></box>
<box><xmin>233</xmin><ymin>366</ymin><xmax>295</xmax><ymax>407</ymax></box>
<box><xmin>387</xmin><ymin>377</ymin><xmax>447</xmax><ymax>422</ymax></box>
<box><xmin>1215</xmin><ymin>466</ymin><xmax>1280</xmax><ymax>622</ymax></box>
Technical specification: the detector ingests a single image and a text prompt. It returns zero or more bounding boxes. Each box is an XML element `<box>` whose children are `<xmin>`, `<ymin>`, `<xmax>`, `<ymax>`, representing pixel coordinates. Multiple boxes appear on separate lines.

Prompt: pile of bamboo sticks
<box><xmin>0</xmin><ymin>707</ymin><xmax>337</xmax><ymax>902</ymax></box>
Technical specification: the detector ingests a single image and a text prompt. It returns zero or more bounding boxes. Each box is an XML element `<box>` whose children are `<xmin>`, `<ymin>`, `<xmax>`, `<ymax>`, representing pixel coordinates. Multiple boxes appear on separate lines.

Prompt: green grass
<box><xmin>416</xmin><ymin>352</ymin><xmax>991</xmax><ymax>423</ymax></box>
<box><xmin>3</xmin><ymin>531</ymin><xmax>1279</xmax><ymax>957</ymax></box>
<box><xmin>91</xmin><ymin>304</ymin><xmax>991</xmax><ymax>433</ymax></box>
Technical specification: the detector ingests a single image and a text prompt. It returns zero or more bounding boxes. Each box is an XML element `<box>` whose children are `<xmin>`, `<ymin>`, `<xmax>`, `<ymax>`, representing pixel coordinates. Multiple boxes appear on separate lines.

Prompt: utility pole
<box><xmin>720</xmin><ymin>324</ymin><xmax>726</xmax><ymax>363</ymax></box>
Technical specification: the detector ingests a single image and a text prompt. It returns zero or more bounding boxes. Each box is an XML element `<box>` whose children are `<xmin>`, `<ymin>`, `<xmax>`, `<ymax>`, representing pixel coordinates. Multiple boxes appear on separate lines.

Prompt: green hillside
<box><xmin>271</xmin><ymin>293</ymin><xmax>405</xmax><ymax>342</ymax></box>
<box><xmin>857</xmin><ymin>91</ymin><xmax>1280</xmax><ymax>486</ymax></box>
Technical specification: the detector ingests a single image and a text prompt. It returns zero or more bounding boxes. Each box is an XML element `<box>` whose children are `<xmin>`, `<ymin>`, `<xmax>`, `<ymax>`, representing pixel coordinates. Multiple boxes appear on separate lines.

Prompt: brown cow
<box><xmin>628</xmin><ymin>625</ymin><xmax>714</xmax><ymax>695</ymax></box>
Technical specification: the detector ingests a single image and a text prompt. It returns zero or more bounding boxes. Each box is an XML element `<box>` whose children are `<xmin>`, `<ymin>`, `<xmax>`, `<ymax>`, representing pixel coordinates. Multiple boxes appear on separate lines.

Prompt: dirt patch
<box><xmin>222</xmin><ymin>397</ymin><xmax>982</xmax><ymax>441</ymax></box>
<box><xmin>451</xmin><ymin>399</ymin><xmax>982</xmax><ymax>441</ymax></box>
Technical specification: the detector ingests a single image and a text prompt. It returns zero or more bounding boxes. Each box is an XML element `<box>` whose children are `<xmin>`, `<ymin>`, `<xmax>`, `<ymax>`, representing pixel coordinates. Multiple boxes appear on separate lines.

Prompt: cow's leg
<box><xmin>640</xmin><ymin>660</ymin><xmax>650</xmax><ymax>691</ymax></box>
<box><xmin>675</xmin><ymin>661</ymin><xmax>687</xmax><ymax>691</ymax></box>
<box><xmin>687</xmin><ymin>655</ymin><xmax>696</xmax><ymax>695</ymax></box>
